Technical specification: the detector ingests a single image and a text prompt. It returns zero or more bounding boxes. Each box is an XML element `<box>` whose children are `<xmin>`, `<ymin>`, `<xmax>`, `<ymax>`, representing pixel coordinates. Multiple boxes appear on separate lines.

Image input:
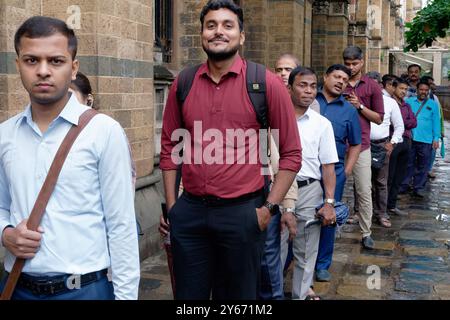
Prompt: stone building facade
<box><xmin>0</xmin><ymin>0</ymin><xmax>407</xmax><ymax>267</ymax></box>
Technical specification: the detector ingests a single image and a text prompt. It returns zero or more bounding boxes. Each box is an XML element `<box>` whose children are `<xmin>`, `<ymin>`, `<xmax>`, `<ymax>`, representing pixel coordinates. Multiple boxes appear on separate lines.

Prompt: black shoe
<box><xmin>362</xmin><ymin>236</ymin><xmax>375</xmax><ymax>250</ymax></box>
<box><xmin>411</xmin><ymin>190</ymin><xmax>425</xmax><ymax>198</ymax></box>
<box><xmin>388</xmin><ymin>207</ymin><xmax>408</xmax><ymax>216</ymax></box>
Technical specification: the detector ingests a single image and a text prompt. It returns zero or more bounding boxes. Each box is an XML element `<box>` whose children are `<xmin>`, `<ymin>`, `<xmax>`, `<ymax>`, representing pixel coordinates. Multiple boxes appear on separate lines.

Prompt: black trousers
<box><xmin>169</xmin><ymin>192</ymin><xmax>266</xmax><ymax>300</ymax></box>
<box><xmin>387</xmin><ymin>137</ymin><xmax>411</xmax><ymax>209</ymax></box>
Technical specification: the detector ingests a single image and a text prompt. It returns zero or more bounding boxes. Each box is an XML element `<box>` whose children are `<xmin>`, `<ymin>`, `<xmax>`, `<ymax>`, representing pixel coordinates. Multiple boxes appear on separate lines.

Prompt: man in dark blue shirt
<box><xmin>315</xmin><ymin>64</ymin><xmax>362</xmax><ymax>282</ymax></box>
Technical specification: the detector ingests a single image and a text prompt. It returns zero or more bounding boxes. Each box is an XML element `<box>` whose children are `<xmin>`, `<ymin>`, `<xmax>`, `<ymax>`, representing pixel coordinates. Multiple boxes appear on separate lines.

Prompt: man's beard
<box><xmin>31</xmin><ymin>88</ymin><xmax>69</xmax><ymax>106</ymax></box>
<box><xmin>203</xmin><ymin>43</ymin><xmax>240</xmax><ymax>62</ymax></box>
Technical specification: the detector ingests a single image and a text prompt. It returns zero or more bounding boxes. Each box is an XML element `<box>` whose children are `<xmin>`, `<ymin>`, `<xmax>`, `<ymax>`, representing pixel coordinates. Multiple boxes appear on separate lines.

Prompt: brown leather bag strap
<box><xmin>0</xmin><ymin>108</ymin><xmax>98</xmax><ymax>300</ymax></box>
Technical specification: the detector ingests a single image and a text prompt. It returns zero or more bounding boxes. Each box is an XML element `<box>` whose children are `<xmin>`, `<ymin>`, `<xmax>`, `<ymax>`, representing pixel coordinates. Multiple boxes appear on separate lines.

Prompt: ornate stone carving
<box><xmin>348</xmin><ymin>23</ymin><xmax>357</xmax><ymax>36</ymax></box>
<box><xmin>312</xmin><ymin>1</ymin><xmax>330</xmax><ymax>15</ymax></box>
<box><xmin>357</xmin><ymin>23</ymin><xmax>368</xmax><ymax>36</ymax></box>
<box><xmin>330</xmin><ymin>1</ymin><xmax>348</xmax><ymax>15</ymax></box>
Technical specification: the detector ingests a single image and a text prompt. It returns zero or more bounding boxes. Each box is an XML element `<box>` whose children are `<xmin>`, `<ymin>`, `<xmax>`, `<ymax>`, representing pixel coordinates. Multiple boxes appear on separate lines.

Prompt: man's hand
<box><xmin>385</xmin><ymin>142</ymin><xmax>394</xmax><ymax>157</ymax></box>
<box><xmin>255</xmin><ymin>206</ymin><xmax>271</xmax><ymax>232</ymax></box>
<box><xmin>432</xmin><ymin>141</ymin><xmax>439</xmax><ymax>150</ymax></box>
<box><xmin>347</xmin><ymin>93</ymin><xmax>361</xmax><ymax>109</ymax></box>
<box><xmin>316</xmin><ymin>204</ymin><xmax>336</xmax><ymax>226</ymax></box>
<box><xmin>344</xmin><ymin>168</ymin><xmax>352</xmax><ymax>178</ymax></box>
<box><xmin>280</xmin><ymin>212</ymin><xmax>297</xmax><ymax>241</ymax></box>
<box><xmin>159</xmin><ymin>214</ymin><xmax>170</xmax><ymax>237</ymax></box>
<box><xmin>2</xmin><ymin>219</ymin><xmax>44</xmax><ymax>259</ymax></box>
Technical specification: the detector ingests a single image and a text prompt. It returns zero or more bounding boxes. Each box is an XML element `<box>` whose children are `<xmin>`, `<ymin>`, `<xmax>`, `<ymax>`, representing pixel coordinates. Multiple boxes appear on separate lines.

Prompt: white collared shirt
<box><xmin>0</xmin><ymin>94</ymin><xmax>140</xmax><ymax>300</ymax></box>
<box><xmin>296</xmin><ymin>108</ymin><xmax>338</xmax><ymax>181</ymax></box>
<box><xmin>370</xmin><ymin>94</ymin><xmax>404</xmax><ymax>144</ymax></box>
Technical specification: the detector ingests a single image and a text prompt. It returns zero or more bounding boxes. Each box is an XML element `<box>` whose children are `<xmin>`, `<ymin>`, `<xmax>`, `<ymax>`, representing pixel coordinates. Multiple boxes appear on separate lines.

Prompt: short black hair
<box><xmin>395</xmin><ymin>76</ymin><xmax>409</xmax><ymax>86</ymax></box>
<box><xmin>14</xmin><ymin>16</ymin><xmax>77</xmax><ymax>59</ymax></box>
<box><xmin>417</xmin><ymin>80</ymin><xmax>430</xmax><ymax>89</ymax></box>
<box><xmin>367</xmin><ymin>71</ymin><xmax>382</xmax><ymax>83</ymax></box>
<box><xmin>420</xmin><ymin>75</ymin><xmax>434</xmax><ymax>83</ymax></box>
<box><xmin>407</xmin><ymin>64</ymin><xmax>421</xmax><ymax>72</ymax></box>
<box><xmin>343</xmin><ymin>46</ymin><xmax>363</xmax><ymax>60</ymax></box>
<box><xmin>71</xmin><ymin>72</ymin><xmax>92</xmax><ymax>97</ymax></box>
<box><xmin>382</xmin><ymin>74</ymin><xmax>397</xmax><ymax>87</ymax></box>
<box><xmin>325</xmin><ymin>64</ymin><xmax>351</xmax><ymax>78</ymax></box>
<box><xmin>288</xmin><ymin>67</ymin><xmax>317</xmax><ymax>86</ymax></box>
<box><xmin>200</xmin><ymin>0</ymin><xmax>244</xmax><ymax>32</ymax></box>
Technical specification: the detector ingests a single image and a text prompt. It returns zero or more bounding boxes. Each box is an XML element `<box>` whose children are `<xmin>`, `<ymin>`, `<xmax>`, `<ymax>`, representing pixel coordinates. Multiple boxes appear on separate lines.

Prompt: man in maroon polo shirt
<box><xmin>159</xmin><ymin>0</ymin><xmax>301</xmax><ymax>300</ymax></box>
<box><xmin>343</xmin><ymin>46</ymin><xmax>384</xmax><ymax>250</ymax></box>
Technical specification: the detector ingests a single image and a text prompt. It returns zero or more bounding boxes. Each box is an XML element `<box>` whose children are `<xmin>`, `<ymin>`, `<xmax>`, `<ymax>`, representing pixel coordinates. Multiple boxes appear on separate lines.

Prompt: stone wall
<box><xmin>437</xmin><ymin>86</ymin><xmax>450</xmax><ymax>121</ymax></box>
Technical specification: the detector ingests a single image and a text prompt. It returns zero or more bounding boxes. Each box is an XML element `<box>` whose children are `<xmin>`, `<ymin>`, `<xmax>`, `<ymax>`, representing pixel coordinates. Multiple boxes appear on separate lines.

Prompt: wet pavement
<box><xmin>139</xmin><ymin>122</ymin><xmax>450</xmax><ymax>300</ymax></box>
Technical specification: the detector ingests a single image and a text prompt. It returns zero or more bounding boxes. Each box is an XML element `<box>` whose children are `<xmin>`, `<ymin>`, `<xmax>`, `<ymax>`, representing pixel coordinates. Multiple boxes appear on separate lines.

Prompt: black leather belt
<box><xmin>297</xmin><ymin>178</ymin><xmax>317</xmax><ymax>188</ymax></box>
<box><xmin>371</xmin><ymin>137</ymin><xmax>389</xmax><ymax>144</ymax></box>
<box><xmin>184</xmin><ymin>188</ymin><xmax>264</xmax><ymax>206</ymax></box>
<box><xmin>14</xmin><ymin>269</ymin><xmax>108</xmax><ymax>296</ymax></box>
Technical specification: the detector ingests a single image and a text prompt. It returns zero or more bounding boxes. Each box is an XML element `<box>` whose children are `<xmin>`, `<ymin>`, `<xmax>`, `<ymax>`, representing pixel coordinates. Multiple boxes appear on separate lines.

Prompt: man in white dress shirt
<box><xmin>287</xmin><ymin>66</ymin><xmax>338</xmax><ymax>300</ymax></box>
<box><xmin>0</xmin><ymin>16</ymin><xmax>139</xmax><ymax>300</ymax></box>
<box><xmin>367</xmin><ymin>72</ymin><xmax>404</xmax><ymax>228</ymax></box>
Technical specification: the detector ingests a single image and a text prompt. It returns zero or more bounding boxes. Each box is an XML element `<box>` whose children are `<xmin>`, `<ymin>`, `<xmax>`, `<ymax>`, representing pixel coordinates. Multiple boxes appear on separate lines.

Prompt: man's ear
<box><xmin>240</xmin><ymin>31</ymin><xmax>245</xmax><ymax>46</ymax></box>
<box><xmin>71</xmin><ymin>59</ymin><xmax>79</xmax><ymax>81</ymax></box>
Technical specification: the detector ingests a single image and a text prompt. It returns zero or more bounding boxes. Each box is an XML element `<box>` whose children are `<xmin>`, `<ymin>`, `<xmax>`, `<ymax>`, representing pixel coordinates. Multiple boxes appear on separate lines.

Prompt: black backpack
<box><xmin>176</xmin><ymin>60</ymin><xmax>268</xmax><ymax>129</ymax></box>
<box><xmin>173</xmin><ymin>60</ymin><xmax>271</xmax><ymax>197</ymax></box>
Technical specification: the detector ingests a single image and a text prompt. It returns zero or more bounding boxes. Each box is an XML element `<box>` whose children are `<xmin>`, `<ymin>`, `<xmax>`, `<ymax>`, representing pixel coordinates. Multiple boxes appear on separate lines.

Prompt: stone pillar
<box><xmin>242</xmin><ymin>0</ymin><xmax>269</xmax><ymax>65</ymax></box>
<box><xmin>311</xmin><ymin>0</ymin><xmax>330</xmax><ymax>76</ymax></box>
<box><xmin>304</xmin><ymin>0</ymin><xmax>313</xmax><ymax>66</ymax></box>
<box><xmin>177</xmin><ymin>0</ymin><xmax>207</xmax><ymax>68</ymax></box>
<box><xmin>267</xmin><ymin>0</ymin><xmax>305</xmax><ymax>68</ymax></box>
<box><xmin>327</xmin><ymin>1</ymin><xmax>349</xmax><ymax>67</ymax></box>
<box><xmin>0</xmin><ymin>0</ymin><xmax>40</xmax><ymax>123</ymax></box>
<box><xmin>312</xmin><ymin>0</ymin><xmax>349</xmax><ymax>78</ymax></box>
<box><xmin>352</xmin><ymin>0</ymin><xmax>369</xmax><ymax>73</ymax></box>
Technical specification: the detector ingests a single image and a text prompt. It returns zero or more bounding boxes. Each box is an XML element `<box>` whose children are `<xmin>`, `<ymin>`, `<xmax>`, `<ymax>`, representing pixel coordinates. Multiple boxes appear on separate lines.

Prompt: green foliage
<box><xmin>404</xmin><ymin>0</ymin><xmax>450</xmax><ymax>52</ymax></box>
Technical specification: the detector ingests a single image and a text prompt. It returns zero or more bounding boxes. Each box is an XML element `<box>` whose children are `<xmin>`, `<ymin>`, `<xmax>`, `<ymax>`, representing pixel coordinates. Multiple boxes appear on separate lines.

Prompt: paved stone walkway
<box><xmin>139</xmin><ymin>122</ymin><xmax>450</xmax><ymax>300</ymax></box>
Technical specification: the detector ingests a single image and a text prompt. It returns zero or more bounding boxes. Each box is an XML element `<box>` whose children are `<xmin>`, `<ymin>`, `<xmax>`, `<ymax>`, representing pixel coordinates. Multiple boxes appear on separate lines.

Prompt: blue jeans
<box><xmin>0</xmin><ymin>272</ymin><xmax>114</xmax><ymax>300</ymax></box>
<box><xmin>401</xmin><ymin>141</ymin><xmax>432</xmax><ymax>192</ymax></box>
<box><xmin>260</xmin><ymin>211</ymin><xmax>283</xmax><ymax>300</ymax></box>
<box><xmin>315</xmin><ymin>165</ymin><xmax>346</xmax><ymax>271</ymax></box>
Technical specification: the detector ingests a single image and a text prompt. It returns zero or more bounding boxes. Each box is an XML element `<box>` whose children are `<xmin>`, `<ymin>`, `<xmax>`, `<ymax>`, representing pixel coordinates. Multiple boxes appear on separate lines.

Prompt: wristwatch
<box><xmin>358</xmin><ymin>104</ymin><xmax>365</xmax><ymax>111</ymax></box>
<box><xmin>283</xmin><ymin>207</ymin><xmax>295</xmax><ymax>214</ymax></box>
<box><xmin>324</xmin><ymin>198</ymin><xmax>336</xmax><ymax>207</ymax></box>
<box><xmin>263</xmin><ymin>201</ymin><xmax>280</xmax><ymax>216</ymax></box>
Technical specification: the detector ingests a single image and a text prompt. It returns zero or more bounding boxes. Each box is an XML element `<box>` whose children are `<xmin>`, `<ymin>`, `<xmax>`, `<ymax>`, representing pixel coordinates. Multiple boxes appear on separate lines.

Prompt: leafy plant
<box><xmin>404</xmin><ymin>0</ymin><xmax>450</xmax><ymax>52</ymax></box>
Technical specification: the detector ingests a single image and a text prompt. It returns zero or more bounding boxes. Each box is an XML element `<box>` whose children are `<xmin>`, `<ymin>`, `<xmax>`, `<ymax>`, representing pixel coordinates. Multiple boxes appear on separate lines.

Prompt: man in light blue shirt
<box><xmin>0</xmin><ymin>16</ymin><xmax>139</xmax><ymax>300</ymax></box>
<box><xmin>400</xmin><ymin>80</ymin><xmax>440</xmax><ymax>198</ymax></box>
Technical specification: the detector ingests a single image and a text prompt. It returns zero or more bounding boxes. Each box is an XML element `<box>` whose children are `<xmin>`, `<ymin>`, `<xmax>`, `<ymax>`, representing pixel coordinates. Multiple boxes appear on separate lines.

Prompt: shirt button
<box><xmin>216</xmin><ymin>87</ymin><xmax>220</xmax><ymax>90</ymax></box>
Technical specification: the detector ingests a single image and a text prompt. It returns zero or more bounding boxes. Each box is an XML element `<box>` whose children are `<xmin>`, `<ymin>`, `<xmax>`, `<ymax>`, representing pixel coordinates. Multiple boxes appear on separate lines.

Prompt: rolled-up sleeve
<box><xmin>265</xmin><ymin>71</ymin><xmax>302</xmax><ymax>173</ymax></box>
<box><xmin>160</xmin><ymin>78</ymin><xmax>182</xmax><ymax>171</ymax></box>
<box><xmin>99</xmin><ymin>122</ymin><xmax>140</xmax><ymax>300</ymax></box>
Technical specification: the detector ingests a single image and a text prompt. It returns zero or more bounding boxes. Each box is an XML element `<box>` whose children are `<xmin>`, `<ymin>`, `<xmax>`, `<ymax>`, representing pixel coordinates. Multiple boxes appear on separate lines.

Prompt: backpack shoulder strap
<box><xmin>246</xmin><ymin>60</ymin><xmax>271</xmax><ymax>196</ymax></box>
<box><xmin>246</xmin><ymin>60</ymin><xmax>268</xmax><ymax>129</ymax></box>
<box><xmin>176</xmin><ymin>64</ymin><xmax>202</xmax><ymax>106</ymax></box>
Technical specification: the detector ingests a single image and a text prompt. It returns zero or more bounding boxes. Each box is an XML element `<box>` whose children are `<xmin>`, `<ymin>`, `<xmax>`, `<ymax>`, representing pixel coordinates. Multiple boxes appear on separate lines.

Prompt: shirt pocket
<box><xmin>330</xmin><ymin>120</ymin><xmax>347</xmax><ymax>142</ymax></box>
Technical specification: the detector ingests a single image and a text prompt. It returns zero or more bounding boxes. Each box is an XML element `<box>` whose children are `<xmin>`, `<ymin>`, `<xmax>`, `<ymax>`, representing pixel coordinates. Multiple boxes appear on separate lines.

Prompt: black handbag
<box><xmin>370</xmin><ymin>142</ymin><xmax>387</xmax><ymax>170</ymax></box>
